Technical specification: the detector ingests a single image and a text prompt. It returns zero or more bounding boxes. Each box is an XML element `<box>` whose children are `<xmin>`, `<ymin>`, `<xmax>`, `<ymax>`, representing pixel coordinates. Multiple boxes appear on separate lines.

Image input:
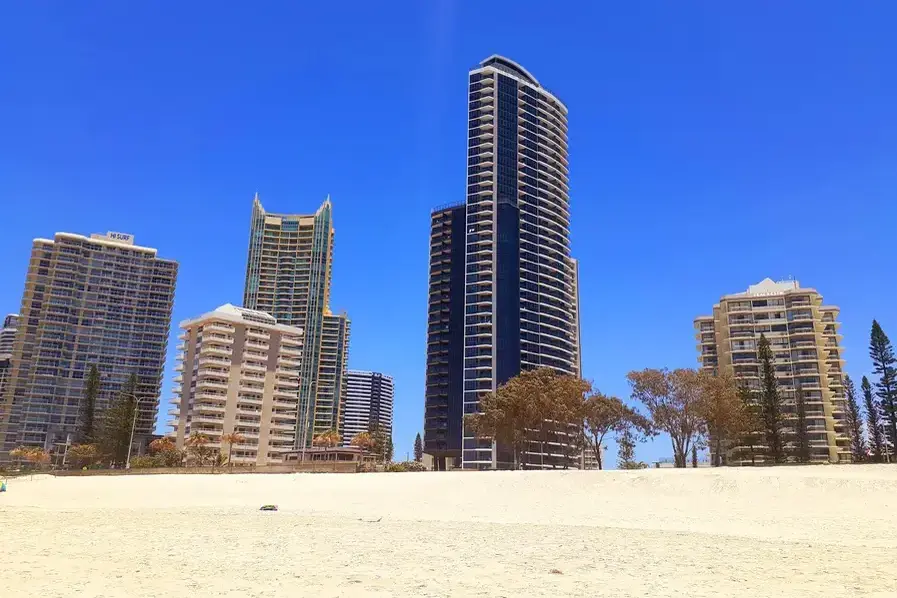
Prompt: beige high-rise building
<box><xmin>0</xmin><ymin>232</ymin><xmax>176</xmax><ymax>460</ymax></box>
<box><xmin>695</xmin><ymin>278</ymin><xmax>849</xmax><ymax>463</ymax></box>
<box><xmin>169</xmin><ymin>304</ymin><xmax>303</xmax><ymax>466</ymax></box>
<box><xmin>242</xmin><ymin>194</ymin><xmax>350</xmax><ymax>449</ymax></box>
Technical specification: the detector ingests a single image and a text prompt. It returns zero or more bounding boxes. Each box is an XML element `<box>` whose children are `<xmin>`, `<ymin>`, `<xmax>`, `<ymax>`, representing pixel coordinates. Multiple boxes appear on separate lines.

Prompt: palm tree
<box><xmin>313</xmin><ymin>429</ymin><xmax>341</xmax><ymax>461</ymax></box>
<box><xmin>220</xmin><ymin>432</ymin><xmax>246</xmax><ymax>467</ymax></box>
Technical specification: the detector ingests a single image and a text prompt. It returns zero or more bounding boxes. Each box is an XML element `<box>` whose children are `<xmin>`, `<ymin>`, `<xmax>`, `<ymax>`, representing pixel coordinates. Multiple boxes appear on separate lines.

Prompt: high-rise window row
<box><xmin>694</xmin><ymin>278</ymin><xmax>849</xmax><ymax>463</ymax></box>
<box><xmin>0</xmin><ymin>232</ymin><xmax>177</xmax><ymax>458</ymax></box>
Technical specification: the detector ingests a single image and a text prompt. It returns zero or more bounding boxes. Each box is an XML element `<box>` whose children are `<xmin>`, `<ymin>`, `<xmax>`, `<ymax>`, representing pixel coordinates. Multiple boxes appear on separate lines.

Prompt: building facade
<box><xmin>0</xmin><ymin>314</ymin><xmax>18</xmax><ymax>356</ymax></box>
<box><xmin>423</xmin><ymin>204</ymin><xmax>466</xmax><ymax>469</ymax></box>
<box><xmin>242</xmin><ymin>194</ymin><xmax>350</xmax><ymax>449</ymax></box>
<box><xmin>695</xmin><ymin>278</ymin><xmax>849</xmax><ymax>463</ymax></box>
<box><xmin>0</xmin><ymin>232</ymin><xmax>177</xmax><ymax>459</ymax></box>
<box><xmin>169</xmin><ymin>304</ymin><xmax>303</xmax><ymax>466</ymax></box>
<box><xmin>424</xmin><ymin>56</ymin><xmax>581</xmax><ymax>470</ymax></box>
<box><xmin>340</xmin><ymin>370</ymin><xmax>394</xmax><ymax>445</ymax></box>
<box><xmin>0</xmin><ymin>315</ymin><xmax>17</xmax><ymax>421</ymax></box>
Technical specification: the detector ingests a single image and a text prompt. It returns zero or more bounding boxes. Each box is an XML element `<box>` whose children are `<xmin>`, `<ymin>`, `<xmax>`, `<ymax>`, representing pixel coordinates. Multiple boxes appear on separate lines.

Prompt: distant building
<box><xmin>423</xmin><ymin>204</ymin><xmax>466</xmax><ymax>470</ymax></box>
<box><xmin>0</xmin><ymin>314</ymin><xmax>18</xmax><ymax>356</ymax></box>
<box><xmin>341</xmin><ymin>370</ymin><xmax>394</xmax><ymax>445</ymax></box>
<box><xmin>0</xmin><ymin>232</ymin><xmax>177</xmax><ymax>460</ymax></box>
<box><xmin>242</xmin><ymin>194</ymin><xmax>350</xmax><ymax>449</ymax></box>
<box><xmin>0</xmin><ymin>315</ymin><xmax>17</xmax><ymax>418</ymax></box>
<box><xmin>169</xmin><ymin>304</ymin><xmax>303</xmax><ymax>466</ymax></box>
<box><xmin>695</xmin><ymin>278</ymin><xmax>849</xmax><ymax>464</ymax></box>
<box><xmin>424</xmin><ymin>56</ymin><xmax>581</xmax><ymax>470</ymax></box>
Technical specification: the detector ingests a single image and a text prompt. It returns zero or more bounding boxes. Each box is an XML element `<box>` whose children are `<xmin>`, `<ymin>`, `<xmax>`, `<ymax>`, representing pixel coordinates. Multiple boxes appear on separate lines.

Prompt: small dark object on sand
<box><xmin>549</xmin><ymin>569</ymin><xmax>563</xmax><ymax>575</ymax></box>
<box><xmin>358</xmin><ymin>517</ymin><xmax>382</xmax><ymax>523</ymax></box>
<box><xmin>260</xmin><ymin>504</ymin><xmax>278</xmax><ymax>511</ymax></box>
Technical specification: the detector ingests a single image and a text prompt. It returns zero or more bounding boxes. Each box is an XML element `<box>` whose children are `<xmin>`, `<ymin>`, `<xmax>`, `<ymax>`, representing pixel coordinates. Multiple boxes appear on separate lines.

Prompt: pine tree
<box><xmin>80</xmin><ymin>364</ymin><xmax>101</xmax><ymax>443</ymax></box>
<box><xmin>757</xmin><ymin>334</ymin><xmax>785</xmax><ymax>462</ymax></box>
<box><xmin>862</xmin><ymin>376</ymin><xmax>885</xmax><ymax>463</ymax></box>
<box><xmin>97</xmin><ymin>374</ymin><xmax>138</xmax><ymax>466</ymax></box>
<box><xmin>737</xmin><ymin>385</ymin><xmax>764</xmax><ymax>465</ymax></box>
<box><xmin>691</xmin><ymin>443</ymin><xmax>698</xmax><ymax>468</ymax></box>
<box><xmin>793</xmin><ymin>383</ymin><xmax>810</xmax><ymax>463</ymax></box>
<box><xmin>870</xmin><ymin>320</ymin><xmax>897</xmax><ymax>451</ymax></box>
<box><xmin>844</xmin><ymin>375</ymin><xmax>867</xmax><ymax>462</ymax></box>
<box><xmin>413</xmin><ymin>433</ymin><xmax>423</xmax><ymax>462</ymax></box>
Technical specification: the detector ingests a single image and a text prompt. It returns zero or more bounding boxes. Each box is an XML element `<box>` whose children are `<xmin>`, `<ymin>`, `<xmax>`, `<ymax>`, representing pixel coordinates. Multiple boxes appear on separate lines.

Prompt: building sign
<box><xmin>105</xmin><ymin>232</ymin><xmax>134</xmax><ymax>244</ymax></box>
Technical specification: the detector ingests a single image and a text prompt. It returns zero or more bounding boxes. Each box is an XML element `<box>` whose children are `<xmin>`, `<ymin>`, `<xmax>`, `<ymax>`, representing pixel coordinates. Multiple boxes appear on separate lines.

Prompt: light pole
<box><xmin>125</xmin><ymin>393</ymin><xmax>152</xmax><ymax>470</ymax></box>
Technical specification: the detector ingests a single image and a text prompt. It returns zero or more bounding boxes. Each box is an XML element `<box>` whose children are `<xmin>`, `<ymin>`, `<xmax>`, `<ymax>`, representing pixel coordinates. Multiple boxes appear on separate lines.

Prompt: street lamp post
<box><xmin>124</xmin><ymin>393</ymin><xmax>152</xmax><ymax>470</ymax></box>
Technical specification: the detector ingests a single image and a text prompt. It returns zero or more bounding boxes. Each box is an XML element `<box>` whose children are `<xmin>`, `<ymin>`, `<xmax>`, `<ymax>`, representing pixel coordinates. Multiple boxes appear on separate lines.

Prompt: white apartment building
<box><xmin>169</xmin><ymin>304</ymin><xmax>303</xmax><ymax>466</ymax></box>
<box><xmin>340</xmin><ymin>370</ymin><xmax>394</xmax><ymax>445</ymax></box>
<box><xmin>695</xmin><ymin>278</ymin><xmax>849</xmax><ymax>463</ymax></box>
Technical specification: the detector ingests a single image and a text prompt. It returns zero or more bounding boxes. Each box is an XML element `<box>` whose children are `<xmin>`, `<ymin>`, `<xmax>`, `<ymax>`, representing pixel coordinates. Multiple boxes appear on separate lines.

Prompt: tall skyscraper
<box><xmin>695</xmin><ymin>278</ymin><xmax>850</xmax><ymax>463</ymax></box>
<box><xmin>0</xmin><ymin>314</ymin><xmax>18</xmax><ymax>421</ymax></box>
<box><xmin>340</xmin><ymin>370</ymin><xmax>394</xmax><ymax>445</ymax></box>
<box><xmin>424</xmin><ymin>204</ymin><xmax>466</xmax><ymax>469</ymax></box>
<box><xmin>242</xmin><ymin>194</ymin><xmax>350</xmax><ymax>449</ymax></box>
<box><xmin>169</xmin><ymin>304</ymin><xmax>303</xmax><ymax>466</ymax></box>
<box><xmin>0</xmin><ymin>314</ymin><xmax>18</xmax><ymax>356</ymax></box>
<box><xmin>0</xmin><ymin>232</ymin><xmax>177</xmax><ymax>459</ymax></box>
<box><xmin>424</xmin><ymin>55</ymin><xmax>581</xmax><ymax>470</ymax></box>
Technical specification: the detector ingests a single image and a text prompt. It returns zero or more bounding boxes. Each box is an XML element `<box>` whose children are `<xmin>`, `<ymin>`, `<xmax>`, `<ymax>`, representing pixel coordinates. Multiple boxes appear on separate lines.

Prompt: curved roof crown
<box><xmin>479</xmin><ymin>55</ymin><xmax>540</xmax><ymax>87</ymax></box>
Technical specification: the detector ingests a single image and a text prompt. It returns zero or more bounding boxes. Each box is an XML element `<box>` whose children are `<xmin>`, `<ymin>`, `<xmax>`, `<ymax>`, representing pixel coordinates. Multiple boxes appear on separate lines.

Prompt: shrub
<box><xmin>386</xmin><ymin>460</ymin><xmax>426</xmax><ymax>472</ymax></box>
<box><xmin>130</xmin><ymin>455</ymin><xmax>164</xmax><ymax>469</ymax></box>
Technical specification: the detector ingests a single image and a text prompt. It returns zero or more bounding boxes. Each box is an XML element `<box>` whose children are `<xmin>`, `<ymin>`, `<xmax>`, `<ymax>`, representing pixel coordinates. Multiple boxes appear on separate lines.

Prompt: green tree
<box><xmin>696</xmin><ymin>370</ymin><xmax>748</xmax><ymax>466</ymax></box>
<box><xmin>691</xmin><ymin>443</ymin><xmax>698</xmax><ymax>468</ymax></box>
<box><xmin>67</xmin><ymin>443</ymin><xmax>99</xmax><ymax>469</ymax></box>
<box><xmin>863</xmin><ymin>375</ymin><xmax>885</xmax><ymax>462</ymax></box>
<box><xmin>413</xmin><ymin>433</ymin><xmax>423</xmax><ymax>462</ymax></box>
<box><xmin>757</xmin><ymin>334</ymin><xmax>785</xmax><ymax>463</ymax></box>
<box><xmin>617</xmin><ymin>428</ymin><xmax>647</xmax><ymax>469</ymax></box>
<box><xmin>793</xmin><ymin>384</ymin><xmax>810</xmax><ymax>464</ymax></box>
<box><xmin>149</xmin><ymin>437</ymin><xmax>185</xmax><ymax>467</ymax></box>
<box><xmin>870</xmin><ymin>320</ymin><xmax>897</xmax><ymax>450</ymax></box>
<box><xmin>385</xmin><ymin>435</ymin><xmax>394</xmax><ymax>463</ymax></box>
<box><xmin>185</xmin><ymin>433</ymin><xmax>216</xmax><ymax>466</ymax></box>
<box><xmin>80</xmin><ymin>364</ymin><xmax>101</xmax><ymax>443</ymax></box>
<box><xmin>737</xmin><ymin>385</ymin><xmax>764</xmax><ymax>466</ymax></box>
<box><xmin>97</xmin><ymin>374</ymin><xmax>138</xmax><ymax>466</ymax></box>
<box><xmin>582</xmin><ymin>392</ymin><xmax>652</xmax><ymax>470</ymax></box>
<box><xmin>844</xmin><ymin>375</ymin><xmax>867</xmax><ymax>462</ymax></box>
<box><xmin>627</xmin><ymin>368</ymin><xmax>704</xmax><ymax>468</ymax></box>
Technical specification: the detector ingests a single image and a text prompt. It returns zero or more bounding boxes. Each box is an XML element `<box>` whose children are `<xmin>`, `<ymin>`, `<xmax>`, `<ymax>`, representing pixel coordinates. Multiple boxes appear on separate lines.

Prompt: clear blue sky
<box><xmin>2</xmin><ymin>2</ymin><xmax>895</xmax><ymax>466</ymax></box>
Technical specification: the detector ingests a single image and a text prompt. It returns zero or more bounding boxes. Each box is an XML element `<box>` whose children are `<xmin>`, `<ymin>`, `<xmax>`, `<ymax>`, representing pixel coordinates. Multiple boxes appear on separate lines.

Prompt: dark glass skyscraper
<box><xmin>424</xmin><ymin>56</ymin><xmax>581</xmax><ymax>470</ymax></box>
<box><xmin>424</xmin><ymin>204</ymin><xmax>466</xmax><ymax>470</ymax></box>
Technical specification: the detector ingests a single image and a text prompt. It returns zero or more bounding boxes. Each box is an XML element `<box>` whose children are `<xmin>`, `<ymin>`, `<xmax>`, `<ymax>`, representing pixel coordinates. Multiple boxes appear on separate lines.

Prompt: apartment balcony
<box><xmin>193</xmin><ymin>389</ymin><xmax>227</xmax><ymax>403</ymax></box>
<box><xmin>194</xmin><ymin>403</ymin><xmax>226</xmax><ymax>414</ymax></box>
<box><xmin>176</xmin><ymin>342</ymin><xmax>187</xmax><ymax>352</ymax></box>
<box><xmin>196</xmin><ymin>380</ymin><xmax>229</xmax><ymax>392</ymax></box>
<box><xmin>198</xmin><ymin>356</ymin><xmax>231</xmax><ymax>368</ymax></box>
<box><xmin>237</xmin><ymin>396</ymin><xmax>264</xmax><ymax>407</ymax></box>
<box><xmin>280</xmin><ymin>341</ymin><xmax>302</xmax><ymax>354</ymax></box>
<box><xmin>192</xmin><ymin>415</ymin><xmax>224</xmax><ymax>426</ymax></box>
<box><xmin>246</xmin><ymin>330</ymin><xmax>269</xmax><ymax>341</ymax></box>
<box><xmin>167</xmin><ymin>408</ymin><xmax>180</xmax><ymax>418</ymax></box>
<box><xmin>205</xmin><ymin>323</ymin><xmax>235</xmax><ymax>335</ymax></box>
<box><xmin>173</xmin><ymin>374</ymin><xmax>183</xmax><ymax>384</ymax></box>
<box><xmin>200</xmin><ymin>345</ymin><xmax>232</xmax><ymax>358</ymax></box>
<box><xmin>242</xmin><ymin>361</ymin><xmax>267</xmax><ymax>374</ymax></box>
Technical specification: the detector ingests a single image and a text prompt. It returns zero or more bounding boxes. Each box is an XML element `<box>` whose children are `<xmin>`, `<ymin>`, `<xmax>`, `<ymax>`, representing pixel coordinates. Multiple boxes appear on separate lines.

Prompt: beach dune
<box><xmin>3</xmin><ymin>466</ymin><xmax>897</xmax><ymax>597</ymax></box>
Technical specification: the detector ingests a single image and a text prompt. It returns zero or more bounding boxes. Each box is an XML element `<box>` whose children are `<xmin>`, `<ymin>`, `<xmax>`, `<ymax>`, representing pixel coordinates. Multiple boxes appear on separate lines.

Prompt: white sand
<box><xmin>3</xmin><ymin>466</ymin><xmax>897</xmax><ymax>598</ymax></box>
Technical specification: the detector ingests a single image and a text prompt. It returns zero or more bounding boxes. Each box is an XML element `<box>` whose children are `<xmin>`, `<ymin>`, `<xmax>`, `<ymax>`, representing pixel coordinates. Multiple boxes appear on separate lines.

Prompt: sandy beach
<box><xmin>3</xmin><ymin>466</ymin><xmax>897</xmax><ymax>597</ymax></box>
